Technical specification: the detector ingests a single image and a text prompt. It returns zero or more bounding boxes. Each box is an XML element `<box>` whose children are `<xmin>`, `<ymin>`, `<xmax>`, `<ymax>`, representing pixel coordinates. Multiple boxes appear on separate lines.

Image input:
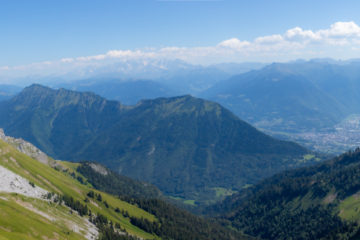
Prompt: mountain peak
<box><xmin>0</xmin><ymin>86</ymin><xmax>310</xmax><ymax>203</ymax></box>
<box><xmin>21</xmin><ymin>83</ymin><xmax>53</xmax><ymax>94</ymax></box>
<box><xmin>12</xmin><ymin>83</ymin><xmax>121</xmax><ymax>112</ymax></box>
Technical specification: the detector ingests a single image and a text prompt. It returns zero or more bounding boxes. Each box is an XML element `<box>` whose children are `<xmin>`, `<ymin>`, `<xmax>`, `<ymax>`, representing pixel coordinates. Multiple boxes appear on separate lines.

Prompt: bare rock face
<box><xmin>0</xmin><ymin>128</ymin><xmax>56</xmax><ymax>167</ymax></box>
<box><xmin>89</xmin><ymin>163</ymin><xmax>108</xmax><ymax>176</ymax></box>
<box><xmin>0</xmin><ymin>165</ymin><xmax>48</xmax><ymax>199</ymax></box>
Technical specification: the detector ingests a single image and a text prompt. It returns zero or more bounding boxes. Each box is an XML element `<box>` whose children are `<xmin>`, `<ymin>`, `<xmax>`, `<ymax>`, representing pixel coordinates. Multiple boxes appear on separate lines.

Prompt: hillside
<box><xmin>76</xmin><ymin>162</ymin><xmax>162</xmax><ymax>200</ymax></box>
<box><xmin>0</xmin><ymin>139</ymin><xmax>157</xmax><ymax>239</ymax></box>
<box><xmin>76</xmin><ymin>162</ymin><xmax>249</xmax><ymax>240</ymax></box>
<box><xmin>0</xmin><ymin>131</ymin><xmax>246</xmax><ymax>240</ymax></box>
<box><xmin>0</xmin><ymin>84</ymin><xmax>311</xmax><ymax>204</ymax></box>
<box><xmin>211</xmin><ymin>148</ymin><xmax>360</xmax><ymax>239</ymax></box>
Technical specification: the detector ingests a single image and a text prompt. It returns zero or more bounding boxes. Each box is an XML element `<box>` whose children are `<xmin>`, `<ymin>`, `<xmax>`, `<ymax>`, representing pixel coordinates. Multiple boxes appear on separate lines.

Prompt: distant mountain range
<box><xmin>1</xmin><ymin>60</ymin><xmax>265</xmax><ymax>105</ymax></box>
<box><xmin>4</xmin><ymin>59</ymin><xmax>360</xmax><ymax>153</ymax></box>
<box><xmin>49</xmin><ymin>61</ymin><xmax>266</xmax><ymax>102</ymax></box>
<box><xmin>54</xmin><ymin>79</ymin><xmax>177</xmax><ymax>105</ymax></box>
<box><xmin>6</xmin><ymin>59</ymin><xmax>360</xmax><ymax>135</ymax></box>
<box><xmin>202</xmin><ymin>60</ymin><xmax>360</xmax><ymax>133</ymax></box>
<box><xmin>0</xmin><ymin>84</ymin><xmax>311</xmax><ymax>205</ymax></box>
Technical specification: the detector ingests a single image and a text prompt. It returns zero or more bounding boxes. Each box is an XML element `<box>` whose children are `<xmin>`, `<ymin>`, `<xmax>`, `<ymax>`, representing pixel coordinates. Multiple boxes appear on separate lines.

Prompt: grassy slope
<box><xmin>0</xmin><ymin>139</ymin><xmax>158</xmax><ymax>240</ymax></box>
<box><xmin>338</xmin><ymin>195</ymin><xmax>360</xmax><ymax>223</ymax></box>
<box><xmin>339</xmin><ymin>196</ymin><xmax>360</xmax><ymax>221</ymax></box>
<box><xmin>0</xmin><ymin>193</ymin><xmax>85</xmax><ymax>240</ymax></box>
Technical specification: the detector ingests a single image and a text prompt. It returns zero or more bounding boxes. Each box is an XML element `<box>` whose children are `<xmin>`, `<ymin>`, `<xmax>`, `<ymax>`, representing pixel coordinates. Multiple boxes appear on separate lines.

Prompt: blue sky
<box><xmin>1</xmin><ymin>0</ymin><xmax>360</xmax><ymax>76</ymax></box>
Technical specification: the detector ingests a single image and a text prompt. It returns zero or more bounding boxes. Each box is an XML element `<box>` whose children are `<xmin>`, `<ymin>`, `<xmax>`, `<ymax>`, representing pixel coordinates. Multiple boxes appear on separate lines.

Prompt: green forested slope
<box><xmin>212</xmin><ymin>148</ymin><xmax>360</xmax><ymax>240</ymax></box>
<box><xmin>0</xmin><ymin>139</ymin><xmax>249</xmax><ymax>240</ymax></box>
<box><xmin>77</xmin><ymin>162</ymin><xmax>248</xmax><ymax>240</ymax></box>
<box><xmin>0</xmin><ymin>84</ymin><xmax>310</xmax><ymax>203</ymax></box>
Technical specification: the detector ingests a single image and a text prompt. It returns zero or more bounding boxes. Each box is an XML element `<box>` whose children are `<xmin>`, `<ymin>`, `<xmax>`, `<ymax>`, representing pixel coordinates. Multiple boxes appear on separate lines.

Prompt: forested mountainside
<box><xmin>76</xmin><ymin>162</ymin><xmax>249</xmax><ymax>240</ymax></box>
<box><xmin>210</xmin><ymin>148</ymin><xmax>360</xmax><ymax>239</ymax></box>
<box><xmin>0</xmin><ymin>131</ymin><xmax>247</xmax><ymax>240</ymax></box>
<box><xmin>0</xmin><ymin>84</ymin><xmax>313</xmax><ymax>205</ymax></box>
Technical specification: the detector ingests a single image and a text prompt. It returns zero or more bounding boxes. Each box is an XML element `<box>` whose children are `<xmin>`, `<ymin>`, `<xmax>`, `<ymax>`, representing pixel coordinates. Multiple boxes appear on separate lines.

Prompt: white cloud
<box><xmin>218</xmin><ymin>38</ymin><xmax>250</xmax><ymax>49</ymax></box>
<box><xmin>322</xmin><ymin>21</ymin><xmax>360</xmax><ymax>37</ymax></box>
<box><xmin>255</xmin><ymin>34</ymin><xmax>283</xmax><ymax>44</ymax></box>
<box><xmin>216</xmin><ymin>21</ymin><xmax>360</xmax><ymax>55</ymax></box>
<box><xmin>282</xmin><ymin>21</ymin><xmax>360</xmax><ymax>44</ymax></box>
<box><xmin>285</xmin><ymin>27</ymin><xmax>320</xmax><ymax>42</ymax></box>
<box><xmin>2</xmin><ymin>21</ymin><xmax>360</xmax><ymax>81</ymax></box>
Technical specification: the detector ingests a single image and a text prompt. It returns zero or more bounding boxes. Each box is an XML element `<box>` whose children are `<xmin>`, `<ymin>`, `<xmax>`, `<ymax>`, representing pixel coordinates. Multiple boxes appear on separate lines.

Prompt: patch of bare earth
<box><xmin>323</xmin><ymin>193</ymin><xmax>337</xmax><ymax>204</ymax></box>
<box><xmin>15</xmin><ymin>199</ymin><xmax>55</xmax><ymax>221</ymax></box>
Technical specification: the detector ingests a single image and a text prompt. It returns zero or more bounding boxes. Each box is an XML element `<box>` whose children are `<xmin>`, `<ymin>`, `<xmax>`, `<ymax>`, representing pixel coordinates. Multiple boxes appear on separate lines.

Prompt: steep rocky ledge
<box><xmin>0</xmin><ymin>165</ymin><xmax>48</xmax><ymax>198</ymax></box>
<box><xmin>0</xmin><ymin>128</ymin><xmax>57</xmax><ymax>167</ymax></box>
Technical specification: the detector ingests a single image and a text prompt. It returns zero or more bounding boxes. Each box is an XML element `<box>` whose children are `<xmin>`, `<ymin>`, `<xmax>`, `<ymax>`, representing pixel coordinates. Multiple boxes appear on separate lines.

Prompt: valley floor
<box><xmin>263</xmin><ymin>114</ymin><xmax>360</xmax><ymax>154</ymax></box>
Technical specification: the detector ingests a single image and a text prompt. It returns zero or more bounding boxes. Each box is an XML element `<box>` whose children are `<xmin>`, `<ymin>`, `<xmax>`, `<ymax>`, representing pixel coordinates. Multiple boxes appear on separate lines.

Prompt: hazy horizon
<box><xmin>1</xmin><ymin>0</ymin><xmax>360</xmax><ymax>81</ymax></box>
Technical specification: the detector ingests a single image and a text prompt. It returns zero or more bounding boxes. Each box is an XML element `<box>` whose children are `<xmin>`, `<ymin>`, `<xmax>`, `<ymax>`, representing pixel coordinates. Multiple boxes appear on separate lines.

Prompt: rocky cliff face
<box><xmin>0</xmin><ymin>128</ymin><xmax>55</xmax><ymax>166</ymax></box>
<box><xmin>0</xmin><ymin>164</ymin><xmax>48</xmax><ymax>199</ymax></box>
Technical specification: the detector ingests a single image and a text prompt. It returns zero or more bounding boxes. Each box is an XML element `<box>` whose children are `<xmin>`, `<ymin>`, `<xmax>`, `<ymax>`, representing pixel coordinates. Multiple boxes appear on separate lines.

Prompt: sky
<box><xmin>1</xmin><ymin>0</ymin><xmax>360</xmax><ymax>79</ymax></box>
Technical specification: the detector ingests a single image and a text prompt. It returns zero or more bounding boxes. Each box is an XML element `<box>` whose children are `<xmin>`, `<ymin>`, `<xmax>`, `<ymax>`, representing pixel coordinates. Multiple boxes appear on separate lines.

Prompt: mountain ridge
<box><xmin>0</xmin><ymin>84</ymin><xmax>311</xmax><ymax>204</ymax></box>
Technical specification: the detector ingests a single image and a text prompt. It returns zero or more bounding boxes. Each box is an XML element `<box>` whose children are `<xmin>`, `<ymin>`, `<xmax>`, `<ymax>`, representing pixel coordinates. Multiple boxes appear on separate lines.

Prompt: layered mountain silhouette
<box><xmin>54</xmin><ymin>79</ymin><xmax>177</xmax><ymax>105</ymax></box>
<box><xmin>203</xmin><ymin>61</ymin><xmax>360</xmax><ymax>133</ymax></box>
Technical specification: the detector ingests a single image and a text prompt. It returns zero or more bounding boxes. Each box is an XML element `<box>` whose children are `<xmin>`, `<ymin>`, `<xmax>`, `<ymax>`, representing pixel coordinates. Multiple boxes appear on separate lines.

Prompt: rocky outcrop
<box><xmin>0</xmin><ymin>165</ymin><xmax>48</xmax><ymax>199</ymax></box>
<box><xmin>0</xmin><ymin>128</ymin><xmax>56</xmax><ymax>167</ymax></box>
<box><xmin>89</xmin><ymin>163</ymin><xmax>108</xmax><ymax>176</ymax></box>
